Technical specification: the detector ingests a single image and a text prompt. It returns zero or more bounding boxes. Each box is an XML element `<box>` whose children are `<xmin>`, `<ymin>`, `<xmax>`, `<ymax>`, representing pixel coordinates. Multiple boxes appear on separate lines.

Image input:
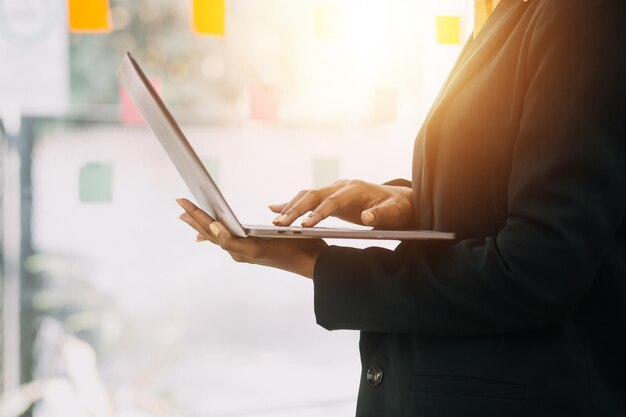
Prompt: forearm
<box><xmin>312</xmin><ymin>212</ymin><xmax>612</xmax><ymax>336</ymax></box>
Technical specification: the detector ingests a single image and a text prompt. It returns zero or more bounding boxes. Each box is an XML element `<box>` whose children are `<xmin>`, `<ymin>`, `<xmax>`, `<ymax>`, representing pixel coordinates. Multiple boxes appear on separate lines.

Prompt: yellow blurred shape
<box><xmin>436</xmin><ymin>15</ymin><xmax>461</xmax><ymax>45</ymax></box>
<box><xmin>67</xmin><ymin>0</ymin><xmax>112</xmax><ymax>33</ymax></box>
<box><xmin>315</xmin><ymin>3</ymin><xmax>340</xmax><ymax>40</ymax></box>
<box><xmin>193</xmin><ymin>0</ymin><xmax>226</xmax><ymax>36</ymax></box>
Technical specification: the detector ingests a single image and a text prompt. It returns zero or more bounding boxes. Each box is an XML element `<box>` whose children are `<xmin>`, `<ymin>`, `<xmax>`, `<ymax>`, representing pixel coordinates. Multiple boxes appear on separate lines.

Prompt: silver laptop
<box><xmin>117</xmin><ymin>53</ymin><xmax>455</xmax><ymax>241</ymax></box>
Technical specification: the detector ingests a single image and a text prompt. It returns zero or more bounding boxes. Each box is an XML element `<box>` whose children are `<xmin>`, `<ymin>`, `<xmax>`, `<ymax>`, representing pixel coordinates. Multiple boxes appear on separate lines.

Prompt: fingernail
<box><xmin>274</xmin><ymin>215</ymin><xmax>288</xmax><ymax>224</ymax></box>
<box><xmin>196</xmin><ymin>236</ymin><xmax>207</xmax><ymax>242</ymax></box>
<box><xmin>301</xmin><ymin>216</ymin><xmax>311</xmax><ymax>225</ymax></box>
<box><xmin>363</xmin><ymin>211</ymin><xmax>375</xmax><ymax>224</ymax></box>
<box><xmin>179</xmin><ymin>214</ymin><xmax>187</xmax><ymax>222</ymax></box>
<box><xmin>209</xmin><ymin>223</ymin><xmax>221</xmax><ymax>237</ymax></box>
<box><xmin>177</xmin><ymin>199</ymin><xmax>195</xmax><ymax>211</ymax></box>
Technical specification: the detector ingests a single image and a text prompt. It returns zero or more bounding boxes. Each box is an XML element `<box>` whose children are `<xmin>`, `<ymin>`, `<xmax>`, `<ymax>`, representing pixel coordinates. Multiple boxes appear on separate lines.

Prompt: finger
<box><xmin>177</xmin><ymin>198</ymin><xmax>200</xmax><ymax>213</ymax></box>
<box><xmin>361</xmin><ymin>200</ymin><xmax>403</xmax><ymax>228</ymax></box>
<box><xmin>272</xmin><ymin>190</ymin><xmax>307</xmax><ymax>224</ymax></box>
<box><xmin>196</xmin><ymin>232</ymin><xmax>218</xmax><ymax>245</ymax></box>
<box><xmin>301</xmin><ymin>187</ymin><xmax>358</xmax><ymax>227</ymax></box>
<box><xmin>268</xmin><ymin>203</ymin><xmax>288</xmax><ymax>213</ymax></box>
<box><xmin>275</xmin><ymin>190</ymin><xmax>325</xmax><ymax>226</ymax></box>
<box><xmin>177</xmin><ymin>198</ymin><xmax>216</xmax><ymax>234</ymax></box>
<box><xmin>177</xmin><ymin>198</ymin><xmax>215</xmax><ymax>222</ymax></box>
<box><xmin>179</xmin><ymin>212</ymin><xmax>213</xmax><ymax>239</ymax></box>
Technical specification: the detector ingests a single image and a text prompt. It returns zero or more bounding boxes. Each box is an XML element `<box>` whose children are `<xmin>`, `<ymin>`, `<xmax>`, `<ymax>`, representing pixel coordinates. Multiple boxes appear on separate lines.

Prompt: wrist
<box><xmin>296</xmin><ymin>243</ymin><xmax>325</xmax><ymax>279</ymax></box>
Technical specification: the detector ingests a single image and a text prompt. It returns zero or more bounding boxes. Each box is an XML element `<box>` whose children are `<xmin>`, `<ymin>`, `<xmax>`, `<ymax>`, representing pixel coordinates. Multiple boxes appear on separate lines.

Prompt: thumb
<box><xmin>361</xmin><ymin>201</ymin><xmax>399</xmax><ymax>227</ymax></box>
<box><xmin>361</xmin><ymin>209</ymin><xmax>378</xmax><ymax>226</ymax></box>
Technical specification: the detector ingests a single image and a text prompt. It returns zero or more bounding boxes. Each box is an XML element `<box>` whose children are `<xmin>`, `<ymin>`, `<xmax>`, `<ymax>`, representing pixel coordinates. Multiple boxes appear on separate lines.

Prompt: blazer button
<box><xmin>366</xmin><ymin>366</ymin><xmax>384</xmax><ymax>387</ymax></box>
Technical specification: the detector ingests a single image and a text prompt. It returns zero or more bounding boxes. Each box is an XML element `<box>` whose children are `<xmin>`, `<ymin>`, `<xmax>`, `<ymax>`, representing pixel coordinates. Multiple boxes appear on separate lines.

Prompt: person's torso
<box><xmin>356</xmin><ymin>0</ymin><xmax>626</xmax><ymax>416</ymax></box>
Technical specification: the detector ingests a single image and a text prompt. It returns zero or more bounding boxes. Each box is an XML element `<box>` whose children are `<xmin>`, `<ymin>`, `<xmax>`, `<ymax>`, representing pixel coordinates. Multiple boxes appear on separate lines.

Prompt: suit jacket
<box><xmin>313</xmin><ymin>0</ymin><xmax>626</xmax><ymax>416</ymax></box>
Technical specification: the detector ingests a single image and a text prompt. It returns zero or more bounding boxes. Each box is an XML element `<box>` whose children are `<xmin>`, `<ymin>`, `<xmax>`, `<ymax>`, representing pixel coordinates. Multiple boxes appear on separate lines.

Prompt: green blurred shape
<box><xmin>79</xmin><ymin>163</ymin><xmax>113</xmax><ymax>202</ymax></box>
<box><xmin>201</xmin><ymin>158</ymin><xmax>220</xmax><ymax>183</ymax></box>
<box><xmin>313</xmin><ymin>157</ymin><xmax>340</xmax><ymax>188</ymax></box>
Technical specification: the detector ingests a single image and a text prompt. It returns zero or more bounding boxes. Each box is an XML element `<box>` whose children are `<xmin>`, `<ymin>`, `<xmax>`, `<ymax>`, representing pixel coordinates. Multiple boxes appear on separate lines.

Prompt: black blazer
<box><xmin>313</xmin><ymin>1</ymin><xmax>626</xmax><ymax>416</ymax></box>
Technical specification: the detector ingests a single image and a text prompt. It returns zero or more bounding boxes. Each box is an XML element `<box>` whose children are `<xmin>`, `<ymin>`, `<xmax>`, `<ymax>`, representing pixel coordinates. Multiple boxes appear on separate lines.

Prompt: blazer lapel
<box><xmin>415</xmin><ymin>0</ymin><xmax>530</xmax><ymax>229</ymax></box>
<box><xmin>428</xmin><ymin>0</ymin><xmax>529</xmax><ymax>122</ymax></box>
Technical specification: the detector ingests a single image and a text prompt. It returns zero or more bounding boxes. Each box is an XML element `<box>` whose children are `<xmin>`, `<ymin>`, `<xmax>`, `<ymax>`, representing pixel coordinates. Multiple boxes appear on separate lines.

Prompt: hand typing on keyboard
<box><xmin>269</xmin><ymin>179</ymin><xmax>415</xmax><ymax>230</ymax></box>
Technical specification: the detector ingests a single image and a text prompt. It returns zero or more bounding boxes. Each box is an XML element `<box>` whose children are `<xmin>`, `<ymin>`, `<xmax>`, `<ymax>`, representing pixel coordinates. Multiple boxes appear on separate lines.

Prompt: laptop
<box><xmin>117</xmin><ymin>53</ymin><xmax>455</xmax><ymax>241</ymax></box>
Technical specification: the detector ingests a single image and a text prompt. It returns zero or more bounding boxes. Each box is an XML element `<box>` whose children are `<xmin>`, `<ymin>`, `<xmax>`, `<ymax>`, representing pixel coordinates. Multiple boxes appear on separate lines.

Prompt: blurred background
<box><xmin>0</xmin><ymin>0</ymin><xmax>473</xmax><ymax>416</ymax></box>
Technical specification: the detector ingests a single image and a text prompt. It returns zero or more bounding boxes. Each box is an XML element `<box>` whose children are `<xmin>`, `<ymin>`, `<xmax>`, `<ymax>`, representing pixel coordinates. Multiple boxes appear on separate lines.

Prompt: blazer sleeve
<box><xmin>312</xmin><ymin>2</ymin><xmax>626</xmax><ymax>335</ymax></box>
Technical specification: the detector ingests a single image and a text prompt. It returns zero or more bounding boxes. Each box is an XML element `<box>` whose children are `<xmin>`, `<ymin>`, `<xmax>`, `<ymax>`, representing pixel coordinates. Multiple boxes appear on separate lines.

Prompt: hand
<box><xmin>176</xmin><ymin>198</ymin><xmax>327</xmax><ymax>279</ymax></box>
<box><xmin>269</xmin><ymin>179</ymin><xmax>415</xmax><ymax>229</ymax></box>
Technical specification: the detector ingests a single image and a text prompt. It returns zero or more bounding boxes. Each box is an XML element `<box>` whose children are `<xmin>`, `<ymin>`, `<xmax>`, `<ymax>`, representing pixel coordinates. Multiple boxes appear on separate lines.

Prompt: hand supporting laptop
<box><xmin>177</xmin><ymin>179</ymin><xmax>415</xmax><ymax>279</ymax></box>
<box><xmin>177</xmin><ymin>198</ymin><xmax>328</xmax><ymax>278</ymax></box>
